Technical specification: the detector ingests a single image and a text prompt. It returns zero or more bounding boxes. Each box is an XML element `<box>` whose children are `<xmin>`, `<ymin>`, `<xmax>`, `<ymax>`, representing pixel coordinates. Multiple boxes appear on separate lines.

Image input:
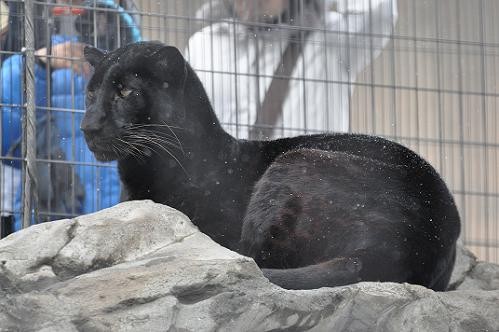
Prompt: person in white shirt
<box><xmin>186</xmin><ymin>0</ymin><xmax>398</xmax><ymax>139</ymax></box>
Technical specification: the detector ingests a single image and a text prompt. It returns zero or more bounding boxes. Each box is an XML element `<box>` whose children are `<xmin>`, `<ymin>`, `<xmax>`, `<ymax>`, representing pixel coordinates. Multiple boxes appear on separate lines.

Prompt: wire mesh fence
<box><xmin>0</xmin><ymin>0</ymin><xmax>497</xmax><ymax>264</ymax></box>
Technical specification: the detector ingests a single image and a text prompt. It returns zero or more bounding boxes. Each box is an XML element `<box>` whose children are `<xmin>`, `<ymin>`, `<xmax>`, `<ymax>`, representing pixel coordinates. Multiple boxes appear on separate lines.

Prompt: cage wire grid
<box><xmin>0</xmin><ymin>0</ymin><xmax>498</xmax><ymax>264</ymax></box>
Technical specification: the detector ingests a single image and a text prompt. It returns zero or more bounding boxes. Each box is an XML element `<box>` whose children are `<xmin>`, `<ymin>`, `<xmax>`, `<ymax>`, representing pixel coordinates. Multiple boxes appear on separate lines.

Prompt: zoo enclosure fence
<box><xmin>0</xmin><ymin>0</ymin><xmax>498</xmax><ymax>264</ymax></box>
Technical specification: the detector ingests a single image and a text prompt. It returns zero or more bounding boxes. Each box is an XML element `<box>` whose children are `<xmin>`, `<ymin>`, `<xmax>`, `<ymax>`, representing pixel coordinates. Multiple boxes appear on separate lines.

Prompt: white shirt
<box><xmin>186</xmin><ymin>0</ymin><xmax>398</xmax><ymax>139</ymax></box>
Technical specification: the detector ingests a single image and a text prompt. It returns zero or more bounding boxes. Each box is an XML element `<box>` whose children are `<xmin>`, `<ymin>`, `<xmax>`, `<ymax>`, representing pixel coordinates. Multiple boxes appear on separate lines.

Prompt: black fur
<box><xmin>81</xmin><ymin>41</ymin><xmax>461</xmax><ymax>291</ymax></box>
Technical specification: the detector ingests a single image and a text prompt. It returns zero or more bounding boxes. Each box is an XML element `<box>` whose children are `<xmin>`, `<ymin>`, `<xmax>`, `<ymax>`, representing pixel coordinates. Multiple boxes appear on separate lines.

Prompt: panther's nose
<box><xmin>80</xmin><ymin>121</ymin><xmax>101</xmax><ymax>135</ymax></box>
<box><xmin>80</xmin><ymin>112</ymin><xmax>103</xmax><ymax>135</ymax></box>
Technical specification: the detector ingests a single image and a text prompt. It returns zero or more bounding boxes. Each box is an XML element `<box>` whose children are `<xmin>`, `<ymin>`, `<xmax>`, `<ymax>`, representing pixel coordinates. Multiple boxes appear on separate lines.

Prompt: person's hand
<box><xmin>35</xmin><ymin>41</ymin><xmax>92</xmax><ymax>78</ymax></box>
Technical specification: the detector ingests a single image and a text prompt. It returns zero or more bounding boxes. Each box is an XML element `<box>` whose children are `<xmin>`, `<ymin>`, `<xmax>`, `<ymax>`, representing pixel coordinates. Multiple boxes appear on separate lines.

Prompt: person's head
<box><xmin>231</xmin><ymin>0</ymin><xmax>286</xmax><ymax>22</ymax></box>
<box><xmin>56</xmin><ymin>0</ymin><xmax>85</xmax><ymax>4</ymax></box>
<box><xmin>75</xmin><ymin>0</ymin><xmax>140</xmax><ymax>50</ymax></box>
<box><xmin>225</xmin><ymin>0</ymin><xmax>321</xmax><ymax>24</ymax></box>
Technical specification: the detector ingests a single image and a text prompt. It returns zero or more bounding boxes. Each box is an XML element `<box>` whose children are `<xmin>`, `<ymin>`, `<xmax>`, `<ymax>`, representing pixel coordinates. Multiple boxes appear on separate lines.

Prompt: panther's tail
<box><xmin>262</xmin><ymin>257</ymin><xmax>362</xmax><ymax>290</ymax></box>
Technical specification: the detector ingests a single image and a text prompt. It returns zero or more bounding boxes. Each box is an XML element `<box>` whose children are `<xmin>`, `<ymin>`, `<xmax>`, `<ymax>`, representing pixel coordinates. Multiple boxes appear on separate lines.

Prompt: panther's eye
<box><xmin>117</xmin><ymin>83</ymin><xmax>132</xmax><ymax>98</ymax></box>
<box><xmin>120</xmin><ymin>88</ymin><xmax>133</xmax><ymax>98</ymax></box>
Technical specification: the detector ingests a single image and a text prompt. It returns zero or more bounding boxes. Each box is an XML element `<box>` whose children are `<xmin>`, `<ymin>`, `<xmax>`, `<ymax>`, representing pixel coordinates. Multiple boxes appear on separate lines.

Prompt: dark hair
<box><xmin>75</xmin><ymin>2</ymin><xmax>134</xmax><ymax>51</ymax></box>
<box><xmin>1</xmin><ymin>2</ymin><xmax>50</xmax><ymax>56</ymax></box>
<box><xmin>1</xmin><ymin>0</ymin><xmax>140</xmax><ymax>60</ymax></box>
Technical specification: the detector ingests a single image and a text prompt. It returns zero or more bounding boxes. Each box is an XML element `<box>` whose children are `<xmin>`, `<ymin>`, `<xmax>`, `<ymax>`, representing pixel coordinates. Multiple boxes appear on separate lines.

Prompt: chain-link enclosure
<box><xmin>0</xmin><ymin>0</ymin><xmax>498</xmax><ymax>264</ymax></box>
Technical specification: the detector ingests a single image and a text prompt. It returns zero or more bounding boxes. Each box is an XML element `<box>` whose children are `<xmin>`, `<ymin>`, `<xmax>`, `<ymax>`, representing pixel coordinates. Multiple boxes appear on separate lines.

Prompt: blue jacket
<box><xmin>1</xmin><ymin>2</ymin><xmax>141</xmax><ymax>230</ymax></box>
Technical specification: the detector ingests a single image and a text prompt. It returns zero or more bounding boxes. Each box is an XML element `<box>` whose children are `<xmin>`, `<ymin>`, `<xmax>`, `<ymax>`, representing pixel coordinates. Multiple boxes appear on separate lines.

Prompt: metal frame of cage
<box><xmin>0</xmin><ymin>0</ymin><xmax>498</xmax><ymax>264</ymax></box>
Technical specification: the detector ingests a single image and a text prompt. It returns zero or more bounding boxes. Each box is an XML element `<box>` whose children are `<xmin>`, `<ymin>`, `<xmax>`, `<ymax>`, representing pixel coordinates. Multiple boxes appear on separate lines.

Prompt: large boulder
<box><xmin>0</xmin><ymin>200</ymin><xmax>498</xmax><ymax>331</ymax></box>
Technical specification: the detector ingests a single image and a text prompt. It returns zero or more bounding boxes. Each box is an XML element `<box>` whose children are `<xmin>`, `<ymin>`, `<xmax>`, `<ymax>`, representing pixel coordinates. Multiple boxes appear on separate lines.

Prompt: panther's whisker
<box><xmin>110</xmin><ymin>143</ymin><xmax>119</xmax><ymax>157</ymax></box>
<box><xmin>126</xmin><ymin>139</ymin><xmax>180</xmax><ymax>168</ymax></box>
<box><xmin>126</xmin><ymin>129</ymin><xmax>183</xmax><ymax>150</ymax></box>
<box><xmin>128</xmin><ymin>134</ymin><xmax>188</xmax><ymax>176</ymax></box>
<box><xmin>137</xmin><ymin>134</ymin><xmax>183</xmax><ymax>151</ymax></box>
<box><xmin>124</xmin><ymin>123</ymin><xmax>185</xmax><ymax>155</ymax></box>
<box><xmin>114</xmin><ymin>140</ymin><xmax>136</xmax><ymax>158</ymax></box>
<box><xmin>132</xmin><ymin>131</ymin><xmax>180</xmax><ymax>143</ymax></box>
<box><xmin>114</xmin><ymin>137</ymin><xmax>146</xmax><ymax>163</ymax></box>
<box><xmin>122</xmin><ymin>129</ymin><xmax>178</xmax><ymax>143</ymax></box>
<box><xmin>159</xmin><ymin>120</ymin><xmax>185</xmax><ymax>154</ymax></box>
<box><xmin>111</xmin><ymin>143</ymin><xmax>126</xmax><ymax>159</ymax></box>
<box><xmin>116</xmin><ymin>137</ymin><xmax>144</xmax><ymax>156</ymax></box>
<box><xmin>125</xmin><ymin>127</ymin><xmax>177</xmax><ymax>137</ymax></box>
<box><xmin>123</xmin><ymin>133</ymin><xmax>184</xmax><ymax>153</ymax></box>
<box><xmin>126</xmin><ymin>135</ymin><xmax>170</xmax><ymax>156</ymax></box>
<box><xmin>126</xmin><ymin>123</ymin><xmax>184</xmax><ymax>130</ymax></box>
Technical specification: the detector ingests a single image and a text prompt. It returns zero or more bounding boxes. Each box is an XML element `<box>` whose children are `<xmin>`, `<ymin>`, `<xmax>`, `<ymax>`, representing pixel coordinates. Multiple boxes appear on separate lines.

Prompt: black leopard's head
<box><xmin>81</xmin><ymin>41</ymin><xmax>188</xmax><ymax>161</ymax></box>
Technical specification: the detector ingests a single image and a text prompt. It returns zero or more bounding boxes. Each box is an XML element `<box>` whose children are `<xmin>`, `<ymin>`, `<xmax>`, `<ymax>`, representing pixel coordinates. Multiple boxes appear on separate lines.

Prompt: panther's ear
<box><xmin>84</xmin><ymin>46</ymin><xmax>105</xmax><ymax>67</ymax></box>
<box><xmin>150</xmin><ymin>46</ymin><xmax>187</xmax><ymax>88</ymax></box>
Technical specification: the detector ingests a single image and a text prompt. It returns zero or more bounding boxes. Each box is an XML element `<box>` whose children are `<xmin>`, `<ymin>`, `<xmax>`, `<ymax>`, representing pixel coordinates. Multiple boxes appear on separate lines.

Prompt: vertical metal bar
<box><xmin>455</xmin><ymin>0</ymin><xmax>467</xmax><ymax>248</ymax></box>
<box><xmin>300</xmin><ymin>0</ymin><xmax>308</xmax><ymax>135</ymax></box>
<box><xmin>0</xmin><ymin>1</ymin><xmax>4</xmax><ymax>218</ymax></box>
<box><xmin>117</xmin><ymin>5</ymin><xmax>122</xmax><ymax>49</ymax></box>
<box><xmin>231</xmin><ymin>7</ymin><xmax>239</xmax><ymax>138</ymax></box>
<box><xmin>93</xmin><ymin>0</ymin><xmax>98</xmax><ymax>47</ymax></box>
<box><xmin>434</xmin><ymin>0</ymin><xmax>445</xmax><ymax>175</ymax></box>
<box><xmin>388</xmin><ymin>0</ymin><xmax>396</xmax><ymax>140</ymax></box>
<box><xmin>70</xmin><ymin>41</ymin><xmax>76</xmax><ymax>216</ymax></box>
<box><xmin>92</xmin><ymin>0</ymin><xmax>98</xmax><ymax>213</ymax></box>
<box><xmin>276</xmin><ymin>1</ymin><xmax>283</xmax><ymax>136</ymax></box>
<box><xmin>256</xmin><ymin>22</ymin><xmax>264</xmax><ymax>136</ymax></box>
<box><xmin>159</xmin><ymin>0</ymin><xmax>165</xmax><ymax>44</ymax></box>
<box><xmin>368</xmin><ymin>0</ymin><xmax>377</xmax><ymax>135</ymax></box>
<box><xmin>493</xmin><ymin>1</ymin><xmax>499</xmax><ymax>263</ymax></box>
<box><xmin>478</xmin><ymin>0</ymin><xmax>490</xmax><ymax>262</ymax></box>
<box><xmin>345</xmin><ymin>0</ymin><xmax>352</xmax><ymax>133</ymax></box>
<box><xmin>322</xmin><ymin>0</ymin><xmax>330</xmax><ymax>132</ymax></box>
<box><xmin>22</xmin><ymin>0</ymin><xmax>38</xmax><ymax>228</ymax></box>
<box><xmin>412</xmin><ymin>0</ymin><xmax>420</xmax><ymax>152</ymax></box>
<box><xmin>187</xmin><ymin>0</ymin><xmax>192</xmax><ymax>50</ymax></box>
<box><xmin>173</xmin><ymin>0</ymin><xmax>179</xmax><ymax>47</ymax></box>
<box><xmin>209</xmin><ymin>0</ymin><xmax>216</xmax><ymax>119</ymax></box>
<box><xmin>45</xmin><ymin>1</ymin><xmax>54</xmax><ymax>221</ymax></box>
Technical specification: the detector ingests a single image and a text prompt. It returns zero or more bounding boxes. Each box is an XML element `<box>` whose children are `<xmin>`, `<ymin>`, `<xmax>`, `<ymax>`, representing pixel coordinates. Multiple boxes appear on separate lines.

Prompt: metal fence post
<box><xmin>22</xmin><ymin>0</ymin><xmax>38</xmax><ymax>228</ymax></box>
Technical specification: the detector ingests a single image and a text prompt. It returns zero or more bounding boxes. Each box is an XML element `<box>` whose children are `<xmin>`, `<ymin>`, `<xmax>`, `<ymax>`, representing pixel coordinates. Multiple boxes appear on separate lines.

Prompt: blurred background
<box><xmin>1</xmin><ymin>0</ymin><xmax>498</xmax><ymax>264</ymax></box>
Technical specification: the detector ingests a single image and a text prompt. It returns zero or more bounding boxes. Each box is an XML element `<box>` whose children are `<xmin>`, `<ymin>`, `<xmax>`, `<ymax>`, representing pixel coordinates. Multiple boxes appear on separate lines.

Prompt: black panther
<box><xmin>81</xmin><ymin>41</ymin><xmax>461</xmax><ymax>290</ymax></box>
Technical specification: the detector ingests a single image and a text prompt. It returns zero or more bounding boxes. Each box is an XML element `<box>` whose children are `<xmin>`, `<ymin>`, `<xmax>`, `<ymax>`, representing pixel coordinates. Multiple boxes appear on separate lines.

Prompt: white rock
<box><xmin>0</xmin><ymin>200</ymin><xmax>498</xmax><ymax>331</ymax></box>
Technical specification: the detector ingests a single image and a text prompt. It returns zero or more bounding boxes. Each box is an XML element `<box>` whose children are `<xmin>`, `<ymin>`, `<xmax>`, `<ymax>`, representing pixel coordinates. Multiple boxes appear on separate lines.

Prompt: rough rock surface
<box><xmin>0</xmin><ymin>200</ymin><xmax>498</xmax><ymax>332</ymax></box>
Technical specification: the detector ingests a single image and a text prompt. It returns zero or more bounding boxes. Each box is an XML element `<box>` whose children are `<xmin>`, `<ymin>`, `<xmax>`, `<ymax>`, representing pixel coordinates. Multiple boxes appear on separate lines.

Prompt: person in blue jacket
<box><xmin>1</xmin><ymin>0</ymin><xmax>141</xmax><ymax>233</ymax></box>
